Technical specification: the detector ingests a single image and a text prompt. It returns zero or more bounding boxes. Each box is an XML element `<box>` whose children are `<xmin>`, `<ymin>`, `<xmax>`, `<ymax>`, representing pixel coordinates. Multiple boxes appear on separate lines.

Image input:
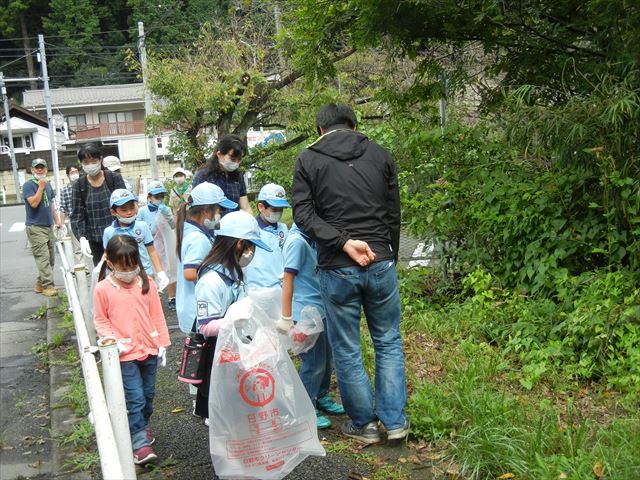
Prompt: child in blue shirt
<box><xmin>175</xmin><ymin>182</ymin><xmax>237</xmax><ymax>335</ymax></box>
<box><xmin>280</xmin><ymin>223</ymin><xmax>345</xmax><ymax>429</ymax></box>
<box><xmin>102</xmin><ymin>189</ymin><xmax>169</xmax><ymax>291</ymax></box>
<box><xmin>138</xmin><ymin>180</ymin><xmax>177</xmax><ymax>308</ymax></box>
<box><xmin>244</xmin><ymin>183</ymin><xmax>290</xmax><ymax>290</ymax></box>
<box><xmin>194</xmin><ymin>210</ymin><xmax>272</xmax><ymax>420</ymax></box>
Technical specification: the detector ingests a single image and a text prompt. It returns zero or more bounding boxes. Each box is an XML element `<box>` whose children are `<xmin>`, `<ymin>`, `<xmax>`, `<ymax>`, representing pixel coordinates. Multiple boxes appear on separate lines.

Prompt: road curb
<box><xmin>46</xmin><ymin>296</ymin><xmax>92</xmax><ymax>480</ymax></box>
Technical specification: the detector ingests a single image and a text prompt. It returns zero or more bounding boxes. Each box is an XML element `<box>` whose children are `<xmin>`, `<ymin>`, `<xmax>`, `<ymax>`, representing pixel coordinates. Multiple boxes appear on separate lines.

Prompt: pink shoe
<box><xmin>145</xmin><ymin>425</ymin><xmax>155</xmax><ymax>445</ymax></box>
<box><xmin>133</xmin><ymin>445</ymin><xmax>157</xmax><ymax>465</ymax></box>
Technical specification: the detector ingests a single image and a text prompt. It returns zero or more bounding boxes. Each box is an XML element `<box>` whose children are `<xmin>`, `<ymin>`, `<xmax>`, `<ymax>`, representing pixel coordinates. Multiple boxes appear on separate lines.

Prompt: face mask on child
<box><xmin>174</xmin><ymin>176</ymin><xmax>185</xmax><ymax>185</ymax></box>
<box><xmin>113</xmin><ymin>266</ymin><xmax>140</xmax><ymax>284</ymax></box>
<box><xmin>264</xmin><ymin>211</ymin><xmax>282</xmax><ymax>224</ymax></box>
<box><xmin>203</xmin><ymin>213</ymin><xmax>221</xmax><ymax>230</ymax></box>
<box><xmin>238</xmin><ymin>249</ymin><xmax>254</xmax><ymax>267</ymax></box>
<box><xmin>117</xmin><ymin>215</ymin><xmax>136</xmax><ymax>225</ymax></box>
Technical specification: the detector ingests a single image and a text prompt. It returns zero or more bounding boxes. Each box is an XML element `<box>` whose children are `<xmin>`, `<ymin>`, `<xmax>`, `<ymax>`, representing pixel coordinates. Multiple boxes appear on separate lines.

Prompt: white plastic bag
<box><xmin>153</xmin><ymin>214</ymin><xmax>177</xmax><ymax>283</ymax></box>
<box><xmin>209</xmin><ymin>290</ymin><xmax>325</xmax><ymax>479</ymax></box>
<box><xmin>288</xmin><ymin>306</ymin><xmax>324</xmax><ymax>355</ymax></box>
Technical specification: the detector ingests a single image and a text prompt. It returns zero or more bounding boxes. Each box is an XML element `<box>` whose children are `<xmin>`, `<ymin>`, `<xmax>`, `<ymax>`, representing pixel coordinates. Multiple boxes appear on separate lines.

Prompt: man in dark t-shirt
<box><xmin>23</xmin><ymin>158</ymin><xmax>63</xmax><ymax>296</ymax></box>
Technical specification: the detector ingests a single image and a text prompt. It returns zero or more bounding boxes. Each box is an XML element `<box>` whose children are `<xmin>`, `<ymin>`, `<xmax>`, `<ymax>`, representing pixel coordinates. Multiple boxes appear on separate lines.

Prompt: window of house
<box><xmin>156</xmin><ymin>137</ymin><xmax>163</xmax><ymax>149</ymax></box>
<box><xmin>24</xmin><ymin>134</ymin><xmax>33</xmax><ymax>149</ymax></box>
<box><xmin>2</xmin><ymin>136</ymin><xmax>23</xmax><ymax>148</ymax></box>
<box><xmin>66</xmin><ymin>114</ymin><xmax>87</xmax><ymax>128</ymax></box>
<box><xmin>98</xmin><ymin>112</ymin><xmax>134</xmax><ymax>124</ymax></box>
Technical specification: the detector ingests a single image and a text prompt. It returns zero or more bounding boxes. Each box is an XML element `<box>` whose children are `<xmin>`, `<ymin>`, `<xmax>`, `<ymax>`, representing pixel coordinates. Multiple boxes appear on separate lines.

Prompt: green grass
<box><xmin>58</xmin><ymin>419</ymin><xmax>94</xmax><ymax>447</ymax></box>
<box><xmin>61</xmin><ymin>369</ymin><xmax>89</xmax><ymax>417</ymax></box>
<box><xmin>63</xmin><ymin>451</ymin><xmax>99</xmax><ymax>473</ymax></box>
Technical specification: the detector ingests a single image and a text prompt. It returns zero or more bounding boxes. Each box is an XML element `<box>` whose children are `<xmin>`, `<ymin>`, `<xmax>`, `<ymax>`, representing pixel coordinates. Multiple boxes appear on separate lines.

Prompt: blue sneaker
<box><xmin>317</xmin><ymin>394</ymin><xmax>345</xmax><ymax>415</ymax></box>
<box><xmin>316</xmin><ymin>411</ymin><xmax>332</xmax><ymax>429</ymax></box>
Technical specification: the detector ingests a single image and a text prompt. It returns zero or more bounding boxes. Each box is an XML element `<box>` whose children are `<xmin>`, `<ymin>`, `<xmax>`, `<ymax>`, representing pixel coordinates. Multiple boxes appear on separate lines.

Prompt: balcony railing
<box><xmin>74</xmin><ymin>120</ymin><xmax>145</xmax><ymax>141</ymax></box>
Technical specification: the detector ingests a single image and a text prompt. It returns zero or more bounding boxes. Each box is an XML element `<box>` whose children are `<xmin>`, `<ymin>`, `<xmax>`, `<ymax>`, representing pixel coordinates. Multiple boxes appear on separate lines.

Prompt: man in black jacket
<box><xmin>292</xmin><ymin>104</ymin><xmax>408</xmax><ymax>444</ymax></box>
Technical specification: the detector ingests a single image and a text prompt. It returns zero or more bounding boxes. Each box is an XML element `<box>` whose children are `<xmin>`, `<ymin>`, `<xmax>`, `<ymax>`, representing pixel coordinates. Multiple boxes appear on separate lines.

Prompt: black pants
<box><xmin>88</xmin><ymin>240</ymin><xmax>104</xmax><ymax>266</ymax></box>
<box><xmin>194</xmin><ymin>336</ymin><xmax>217</xmax><ymax>419</ymax></box>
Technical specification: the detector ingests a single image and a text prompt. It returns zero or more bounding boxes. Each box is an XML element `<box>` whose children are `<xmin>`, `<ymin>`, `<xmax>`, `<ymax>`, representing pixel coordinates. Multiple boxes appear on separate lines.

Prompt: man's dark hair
<box><xmin>66</xmin><ymin>164</ymin><xmax>79</xmax><ymax>175</ymax></box>
<box><xmin>77</xmin><ymin>143</ymin><xmax>102</xmax><ymax>161</ymax></box>
<box><xmin>316</xmin><ymin>103</ymin><xmax>357</xmax><ymax>134</ymax></box>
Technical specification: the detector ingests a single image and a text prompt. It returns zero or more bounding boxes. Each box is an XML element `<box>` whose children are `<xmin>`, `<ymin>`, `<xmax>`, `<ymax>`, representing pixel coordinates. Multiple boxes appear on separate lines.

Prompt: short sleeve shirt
<box><xmin>283</xmin><ymin>225</ymin><xmax>325</xmax><ymax>321</ymax></box>
<box><xmin>137</xmin><ymin>205</ymin><xmax>160</xmax><ymax>235</ymax></box>
<box><xmin>245</xmin><ymin>217</ymin><xmax>288</xmax><ymax>290</ymax></box>
<box><xmin>23</xmin><ymin>179</ymin><xmax>55</xmax><ymax>226</ymax></box>
<box><xmin>102</xmin><ymin>219</ymin><xmax>154</xmax><ymax>275</ymax></box>
<box><xmin>176</xmin><ymin>220</ymin><xmax>214</xmax><ymax>333</ymax></box>
<box><xmin>194</xmin><ymin>265</ymin><xmax>244</xmax><ymax>334</ymax></box>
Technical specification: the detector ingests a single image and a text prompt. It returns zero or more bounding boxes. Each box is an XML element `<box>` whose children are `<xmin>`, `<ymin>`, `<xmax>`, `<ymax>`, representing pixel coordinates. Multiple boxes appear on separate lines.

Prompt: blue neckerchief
<box><xmin>147</xmin><ymin>203</ymin><xmax>159</xmax><ymax>212</ymax></box>
<box><xmin>185</xmin><ymin>219</ymin><xmax>214</xmax><ymax>242</ymax></box>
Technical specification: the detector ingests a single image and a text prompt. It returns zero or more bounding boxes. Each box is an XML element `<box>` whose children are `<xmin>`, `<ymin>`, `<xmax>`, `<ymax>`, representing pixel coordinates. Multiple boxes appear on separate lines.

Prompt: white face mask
<box><xmin>238</xmin><ymin>249</ymin><xmax>254</xmax><ymax>267</ymax></box>
<box><xmin>264</xmin><ymin>211</ymin><xmax>282</xmax><ymax>224</ymax></box>
<box><xmin>222</xmin><ymin>160</ymin><xmax>240</xmax><ymax>172</ymax></box>
<box><xmin>150</xmin><ymin>199</ymin><xmax>163</xmax><ymax>206</ymax></box>
<box><xmin>174</xmin><ymin>176</ymin><xmax>185</xmax><ymax>185</ymax></box>
<box><xmin>117</xmin><ymin>215</ymin><xmax>136</xmax><ymax>225</ymax></box>
<box><xmin>203</xmin><ymin>213</ymin><xmax>221</xmax><ymax>230</ymax></box>
<box><xmin>83</xmin><ymin>163</ymin><xmax>102</xmax><ymax>177</ymax></box>
<box><xmin>113</xmin><ymin>266</ymin><xmax>140</xmax><ymax>284</ymax></box>
<box><xmin>69</xmin><ymin>173</ymin><xmax>79</xmax><ymax>182</ymax></box>
<box><xmin>34</xmin><ymin>173</ymin><xmax>47</xmax><ymax>180</ymax></box>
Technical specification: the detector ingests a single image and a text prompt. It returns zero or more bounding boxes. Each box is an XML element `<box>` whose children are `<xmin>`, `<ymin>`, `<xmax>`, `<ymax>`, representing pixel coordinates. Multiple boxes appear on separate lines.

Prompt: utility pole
<box><xmin>38</xmin><ymin>34</ymin><xmax>62</xmax><ymax>202</ymax></box>
<box><xmin>138</xmin><ymin>21</ymin><xmax>158</xmax><ymax>179</ymax></box>
<box><xmin>438</xmin><ymin>71</ymin><xmax>448</xmax><ymax>136</ymax></box>
<box><xmin>0</xmin><ymin>72</ymin><xmax>22</xmax><ymax>203</ymax></box>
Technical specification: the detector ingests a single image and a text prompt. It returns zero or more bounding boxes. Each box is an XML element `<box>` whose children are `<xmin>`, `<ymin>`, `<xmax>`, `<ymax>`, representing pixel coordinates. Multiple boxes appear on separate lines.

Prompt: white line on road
<box><xmin>8</xmin><ymin>222</ymin><xmax>25</xmax><ymax>232</ymax></box>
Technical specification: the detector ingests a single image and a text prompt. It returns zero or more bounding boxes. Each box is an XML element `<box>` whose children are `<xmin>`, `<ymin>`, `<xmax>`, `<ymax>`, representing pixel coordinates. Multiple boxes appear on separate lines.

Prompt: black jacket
<box><xmin>292</xmin><ymin>127</ymin><xmax>401</xmax><ymax>269</ymax></box>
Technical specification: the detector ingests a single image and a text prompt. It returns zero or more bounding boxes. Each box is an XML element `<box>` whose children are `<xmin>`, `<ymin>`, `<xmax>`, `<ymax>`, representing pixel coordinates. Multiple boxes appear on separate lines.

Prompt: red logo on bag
<box><xmin>239</xmin><ymin>368</ymin><xmax>275</xmax><ymax>407</ymax></box>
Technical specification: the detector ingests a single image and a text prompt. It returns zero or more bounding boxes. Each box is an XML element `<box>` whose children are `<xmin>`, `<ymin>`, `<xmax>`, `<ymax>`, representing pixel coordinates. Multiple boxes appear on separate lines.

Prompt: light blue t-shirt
<box><xmin>102</xmin><ymin>219</ymin><xmax>154</xmax><ymax>275</ymax></box>
<box><xmin>176</xmin><ymin>220</ymin><xmax>214</xmax><ymax>333</ymax></box>
<box><xmin>283</xmin><ymin>224</ymin><xmax>325</xmax><ymax>321</ymax></box>
<box><xmin>137</xmin><ymin>203</ymin><xmax>175</xmax><ymax>235</ymax></box>
<box><xmin>195</xmin><ymin>265</ymin><xmax>244</xmax><ymax>335</ymax></box>
<box><xmin>244</xmin><ymin>216</ymin><xmax>288</xmax><ymax>290</ymax></box>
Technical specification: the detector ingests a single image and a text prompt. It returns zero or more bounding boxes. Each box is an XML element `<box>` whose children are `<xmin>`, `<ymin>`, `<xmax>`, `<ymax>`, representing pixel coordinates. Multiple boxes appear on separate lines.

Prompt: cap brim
<box><xmin>33</xmin><ymin>162</ymin><xmax>47</xmax><ymax>167</ymax></box>
<box><xmin>265</xmin><ymin>199</ymin><xmax>290</xmax><ymax>208</ymax></box>
<box><xmin>149</xmin><ymin>189</ymin><xmax>166</xmax><ymax>195</ymax></box>
<box><xmin>249</xmin><ymin>238</ymin><xmax>272</xmax><ymax>252</ymax></box>
<box><xmin>219</xmin><ymin>198</ymin><xmax>238</xmax><ymax>210</ymax></box>
<box><xmin>112</xmin><ymin>197</ymin><xmax>136</xmax><ymax>207</ymax></box>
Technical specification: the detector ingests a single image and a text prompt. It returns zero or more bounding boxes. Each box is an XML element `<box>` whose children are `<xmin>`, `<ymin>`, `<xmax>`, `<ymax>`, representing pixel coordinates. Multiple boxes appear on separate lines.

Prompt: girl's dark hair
<box><xmin>175</xmin><ymin>198</ymin><xmax>217</xmax><ymax>261</ymax></box>
<box><xmin>77</xmin><ymin>143</ymin><xmax>102</xmax><ymax>162</ymax></box>
<box><xmin>197</xmin><ymin>235</ymin><xmax>246</xmax><ymax>284</ymax></box>
<box><xmin>98</xmin><ymin>235</ymin><xmax>150</xmax><ymax>294</ymax></box>
<box><xmin>198</xmin><ymin>134</ymin><xmax>246</xmax><ymax>178</ymax></box>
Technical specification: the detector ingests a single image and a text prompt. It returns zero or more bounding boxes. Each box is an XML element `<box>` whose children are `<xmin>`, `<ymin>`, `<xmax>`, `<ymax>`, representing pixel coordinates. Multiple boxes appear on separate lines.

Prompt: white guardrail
<box><xmin>56</xmin><ymin>238</ymin><xmax>137</xmax><ymax>479</ymax></box>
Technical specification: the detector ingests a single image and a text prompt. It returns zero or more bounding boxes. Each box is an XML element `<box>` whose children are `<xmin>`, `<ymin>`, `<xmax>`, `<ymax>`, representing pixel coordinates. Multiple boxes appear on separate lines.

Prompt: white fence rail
<box><xmin>56</xmin><ymin>238</ymin><xmax>136</xmax><ymax>479</ymax></box>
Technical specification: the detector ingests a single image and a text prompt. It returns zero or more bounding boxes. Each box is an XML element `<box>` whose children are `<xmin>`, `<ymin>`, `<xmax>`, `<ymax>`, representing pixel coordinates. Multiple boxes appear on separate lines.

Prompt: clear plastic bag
<box><xmin>209</xmin><ymin>289</ymin><xmax>325</xmax><ymax>479</ymax></box>
<box><xmin>153</xmin><ymin>214</ymin><xmax>177</xmax><ymax>283</ymax></box>
<box><xmin>288</xmin><ymin>306</ymin><xmax>324</xmax><ymax>355</ymax></box>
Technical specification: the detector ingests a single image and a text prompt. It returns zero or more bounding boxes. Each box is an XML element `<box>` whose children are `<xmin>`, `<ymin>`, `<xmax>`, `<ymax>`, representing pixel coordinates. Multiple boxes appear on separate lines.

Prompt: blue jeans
<box><xmin>298</xmin><ymin>321</ymin><xmax>333</xmax><ymax>407</ymax></box>
<box><xmin>320</xmin><ymin>260</ymin><xmax>407</xmax><ymax>430</ymax></box>
<box><xmin>121</xmin><ymin>355</ymin><xmax>157</xmax><ymax>450</ymax></box>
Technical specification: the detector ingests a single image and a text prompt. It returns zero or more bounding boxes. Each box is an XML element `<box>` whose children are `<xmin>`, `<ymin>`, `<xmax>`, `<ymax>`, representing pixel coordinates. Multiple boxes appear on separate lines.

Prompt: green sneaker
<box><xmin>317</xmin><ymin>394</ymin><xmax>346</xmax><ymax>415</ymax></box>
<box><xmin>316</xmin><ymin>411</ymin><xmax>332</xmax><ymax>429</ymax></box>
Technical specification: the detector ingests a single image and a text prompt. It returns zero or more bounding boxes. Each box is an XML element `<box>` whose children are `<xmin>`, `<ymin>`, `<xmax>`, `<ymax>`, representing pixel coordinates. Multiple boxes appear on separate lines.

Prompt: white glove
<box><xmin>157</xmin><ymin>347</ymin><xmax>167</xmax><ymax>367</ymax></box>
<box><xmin>156</xmin><ymin>271</ymin><xmax>169</xmax><ymax>292</ymax></box>
<box><xmin>79</xmin><ymin>236</ymin><xmax>93</xmax><ymax>259</ymax></box>
<box><xmin>160</xmin><ymin>203</ymin><xmax>171</xmax><ymax>215</ymax></box>
<box><xmin>276</xmin><ymin>315</ymin><xmax>293</xmax><ymax>334</ymax></box>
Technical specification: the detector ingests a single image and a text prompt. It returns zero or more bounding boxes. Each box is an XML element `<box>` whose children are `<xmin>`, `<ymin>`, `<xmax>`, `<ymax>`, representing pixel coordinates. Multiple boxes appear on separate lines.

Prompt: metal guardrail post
<box><xmin>62</xmin><ymin>237</ymin><xmax>74</xmax><ymax>271</ymax></box>
<box><xmin>74</xmin><ymin>264</ymin><xmax>96</xmax><ymax>344</ymax></box>
<box><xmin>98</xmin><ymin>339</ymin><xmax>136</xmax><ymax>480</ymax></box>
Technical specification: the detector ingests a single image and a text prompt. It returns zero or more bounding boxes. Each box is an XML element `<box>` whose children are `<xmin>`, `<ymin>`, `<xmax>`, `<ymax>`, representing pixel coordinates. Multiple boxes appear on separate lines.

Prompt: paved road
<box><xmin>0</xmin><ymin>205</ymin><xmax>65</xmax><ymax>479</ymax></box>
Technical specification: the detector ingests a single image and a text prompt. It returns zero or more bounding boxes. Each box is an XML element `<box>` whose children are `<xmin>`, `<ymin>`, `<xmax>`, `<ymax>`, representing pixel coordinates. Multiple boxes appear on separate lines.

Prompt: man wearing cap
<box><xmin>292</xmin><ymin>103</ymin><xmax>408</xmax><ymax>444</ymax></box>
<box><xmin>23</xmin><ymin>158</ymin><xmax>63</xmax><ymax>296</ymax></box>
<box><xmin>169</xmin><ymin>167</ymin><xmax>192</xmax><ymax>216</ymax></box>
<box><xmin>103</xmin><ymin>155</ymin><xmax>134</xmax><ymax>193</ymax></box>
<box><xmin>244</xmin><ymin>183</ymin><xmax>290</xmax><ymax>291</ymax></box>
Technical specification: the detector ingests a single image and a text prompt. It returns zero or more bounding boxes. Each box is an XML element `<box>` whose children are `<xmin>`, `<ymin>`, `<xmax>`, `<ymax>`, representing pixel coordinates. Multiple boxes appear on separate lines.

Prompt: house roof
<box><xmin>1</xmin><ymin>102</ymin><xmax>49</xmax><ymax>128</ymax></box>
<box><xmin>22</xmin><ymin>83</ymin><xmax>145</xmax><ymax>109</ymax></box>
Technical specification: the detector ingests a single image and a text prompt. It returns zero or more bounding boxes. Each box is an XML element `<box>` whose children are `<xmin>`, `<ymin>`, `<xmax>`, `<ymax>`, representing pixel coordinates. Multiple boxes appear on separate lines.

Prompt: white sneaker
<box><xmin>204</xmin><ymin>417</ymin><xmax>210</xmax><ymax>427</ymax></box>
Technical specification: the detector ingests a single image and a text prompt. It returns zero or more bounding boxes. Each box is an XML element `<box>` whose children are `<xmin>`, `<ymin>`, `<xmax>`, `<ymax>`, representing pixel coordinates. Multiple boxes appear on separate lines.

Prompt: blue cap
<box><xmin>110</xmin><ymin>188</ymin><xmax>137</xmax><ymax>207</ymax></box>
<box><xmin>190</xmin><ymin>182</ymin><xmax>237</xmax><ymax>210</ymax></box>
<box><xmin>258</xmin><ymin>183</ymin><xmax>290</xmax><ymax>208</ymax></box>
<box><xmin>148</xmin><ymin>180</ymin><xmax>167</xmax><ymax>195</ymax></box>
<box><xmin>217</xmin><ymin>211</ymin><xmax>272</xmax><ymax>251</ymax></box>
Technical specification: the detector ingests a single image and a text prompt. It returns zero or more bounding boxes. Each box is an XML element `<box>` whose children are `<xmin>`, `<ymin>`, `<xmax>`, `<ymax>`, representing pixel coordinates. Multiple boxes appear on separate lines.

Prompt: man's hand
<box><xmin>342</xmin><ymin>239</ymin><xmax>376</xmax><ymax>267</ymax></box>
<box><xmin>79</xmin><ymin>237</ymin><xmax>93</xmax><ymax>258</ymax></box>
<box><xmin>38</xmin><ymin>178</ymin><xmax>47</xmax><ymax>189</ymax></box>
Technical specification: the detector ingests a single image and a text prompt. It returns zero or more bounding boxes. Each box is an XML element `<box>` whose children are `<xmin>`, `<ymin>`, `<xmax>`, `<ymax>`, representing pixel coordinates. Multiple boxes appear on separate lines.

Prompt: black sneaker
<box><xmin>341</xmin><ymin>420</ymin><xmax>381</xmax><ymax>444</ymax></box>
<box><xmin>167</xmin><ymin>297</ymin><xmax>176</xmax><ymax>311</ymax></box>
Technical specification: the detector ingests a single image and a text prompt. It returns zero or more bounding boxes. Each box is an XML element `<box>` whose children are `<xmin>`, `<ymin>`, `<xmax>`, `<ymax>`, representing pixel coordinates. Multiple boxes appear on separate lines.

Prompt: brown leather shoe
<box><xmin>34</xmin><ymin>281</ymin><xmax>43</xmax><ymax>294</ymax></box>
<box><xmin>42</xmin><ymin>287</ymin><xmax>58</xmax><ymax>297</ymax></box>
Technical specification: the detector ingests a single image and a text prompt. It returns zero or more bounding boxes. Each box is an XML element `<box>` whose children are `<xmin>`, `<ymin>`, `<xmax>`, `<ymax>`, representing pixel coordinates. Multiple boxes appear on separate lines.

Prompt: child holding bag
<box><xmin>193</xmin><ymin>211</ymin><xmax>272</xmax><ymax>419</ymax></box>
<box><xmin>93</xmin><ymin>235</ymin><xmax>171</xmax><ymax>465</ymax></box>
